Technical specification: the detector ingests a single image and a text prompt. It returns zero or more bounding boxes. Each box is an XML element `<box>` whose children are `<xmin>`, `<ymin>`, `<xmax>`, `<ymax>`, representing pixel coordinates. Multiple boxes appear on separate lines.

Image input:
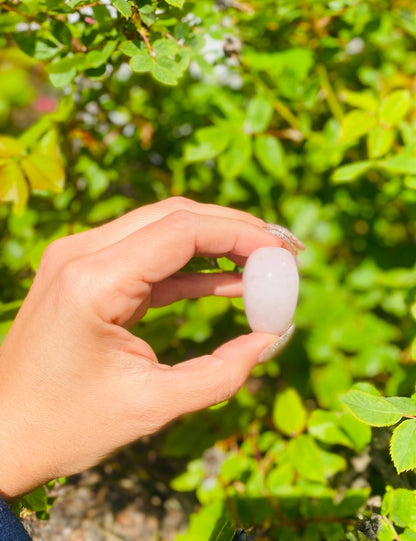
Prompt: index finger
<box><xmin>100</xmin><ymin>210</ymin><xmax>283</xmax><ymax>284</ymax></box>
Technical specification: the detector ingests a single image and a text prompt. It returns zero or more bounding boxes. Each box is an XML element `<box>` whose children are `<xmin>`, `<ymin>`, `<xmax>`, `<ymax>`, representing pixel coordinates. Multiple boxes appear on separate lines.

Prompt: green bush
<box><xmin>0</xmin><ymin>0</ymin><xmax>415</xmax><ymax>538</ymax></box>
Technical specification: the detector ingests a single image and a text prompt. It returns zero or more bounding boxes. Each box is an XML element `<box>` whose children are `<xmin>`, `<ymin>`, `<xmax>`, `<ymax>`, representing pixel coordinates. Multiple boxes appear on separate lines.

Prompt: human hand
<box><xmin>0</xmin><ymin>197</ymin><xmax>300</xmax><ymax>499</ymax></box>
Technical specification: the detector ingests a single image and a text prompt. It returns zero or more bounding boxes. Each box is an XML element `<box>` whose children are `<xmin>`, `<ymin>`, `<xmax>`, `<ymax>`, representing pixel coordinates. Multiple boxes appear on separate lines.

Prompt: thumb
<box><xmin>157</xmin><ymin>332</ymin><xmax>284</xmax><ymax>419</ymax></box>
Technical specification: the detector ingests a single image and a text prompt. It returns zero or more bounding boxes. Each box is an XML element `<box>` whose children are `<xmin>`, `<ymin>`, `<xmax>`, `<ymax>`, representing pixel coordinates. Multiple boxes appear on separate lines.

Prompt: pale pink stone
<box><xmin>243</xmin><ymin>247</ymin><xmax>299</xmax><ymax>334</ymax></box>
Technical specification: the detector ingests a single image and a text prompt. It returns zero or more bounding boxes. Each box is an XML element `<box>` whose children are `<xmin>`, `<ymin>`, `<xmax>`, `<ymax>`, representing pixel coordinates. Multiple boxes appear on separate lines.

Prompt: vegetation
<box><xmin>0</xmin><ymin>0</ymin><xmax>415</xmax><ymax>539</ymax></box>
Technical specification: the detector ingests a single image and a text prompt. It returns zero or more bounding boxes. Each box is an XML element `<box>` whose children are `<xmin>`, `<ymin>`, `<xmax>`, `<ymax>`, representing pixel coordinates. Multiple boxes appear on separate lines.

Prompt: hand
<box><xmin>0</xmin><ymin>197</ymin><xmax>293</xmax><ymax>499</ymax></box>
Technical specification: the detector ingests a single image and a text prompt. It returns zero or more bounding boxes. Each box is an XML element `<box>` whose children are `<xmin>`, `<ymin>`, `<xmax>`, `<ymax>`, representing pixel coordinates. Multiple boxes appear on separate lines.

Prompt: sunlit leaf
<box><xmin>0</xmin><ymin>161</ymin><xmax>29</xmax><ymax>213</ymax></box>
<box><xmin>341</xmin><ymin>390</ymin><xmax>402</xmax><ymax>426</ymax></box>
<box><xmin>110</xmin><ymin>0</ymin><xmax>132</xmax><ymax>18</ymax></box>
<box><xmin>339</xmin><ymin>110</ymin><xmax>376</xmax><ymax>143</ymax></box>
<box><xmin>390</xmin><ymin>420</ymin><xmax>416</xmax><ymax>473</ymax></box>
<box><xmin>253</xmin><ymin>134</ymin><xmax>285</xmax><ymax>178</ymax></box>
<box><xmin>380</xmin><ymin>90</ymin><xmax>412</xmax><ymax>127</ymax></box>
<box><xmin>0</xmin><ymin>136</ymin><xmax>26</xmax><ymax>158</ymax></box>
<box><xmin>274</xmin><ymin>387</ymin><xmax>307</xmax><ymax>436</ymax></box>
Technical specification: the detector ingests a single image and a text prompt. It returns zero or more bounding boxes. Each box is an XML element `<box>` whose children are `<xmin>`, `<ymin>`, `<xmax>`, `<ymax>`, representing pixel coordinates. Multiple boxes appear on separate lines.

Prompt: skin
<box><xmin>0</xmin><ymin>197</ymin><xmax>289</xmax><ymax>500</ymax></box>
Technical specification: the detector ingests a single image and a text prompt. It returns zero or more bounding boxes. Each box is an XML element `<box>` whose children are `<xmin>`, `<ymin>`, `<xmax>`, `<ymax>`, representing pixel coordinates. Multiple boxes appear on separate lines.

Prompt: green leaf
<box><xmin>153</xmin><ymin>38</ymin><xmax>179</xmax><ymax>57</ymax></box>
<box><xmin>244</xmin><ymin>96</ymin><xmax>273</xmax><ymax>134</ymax></box>
<box><xmin>110</xmin><ymin>0</ymin><xmax>132</xmax><ymax>18</ymax></box>
<box><xmin>385</xmin><ymin>397</ymin><xmax>416</xmax><ymax>417</ymax></box>
<box><xmin>184</xmin><ymin>126</ymin><xmax>231</xmax><ymax>163</ymax></box>
<box><xmin>341</xmin><ymin>390</ymin><xmax>403</xmax><ymax>426</ymax></box>
<box><xmin>15</xmin><ymin>33</ymin><xmax>59</xmax><ymax>60</ymax></box>
<box><xmin>379</xmin><ymin>153</ymin><xmax>416</xmax><ymax>175</ymax></box>
<box><xmin>50</xmin><ymin>19</ymin><xmax>72</xmax><ymax>46</ymax></box>
<box><xmin>218</xmin><ymin>132</ymin><xmax>251</xmax><ymax>179</ymax></box>
<box><xmin>287</xmin><ymin>434</ymin><xmax>325</xmax><ymax>482</ymax></box>
<box><xmin>0</xmin><ymin>136</ymin><xmax>26</xmax><ymax>158</ymax></box>
<box><xmin>273</xmin><ymin>388</ymin><xmax>307</xmax><ymax>436</ymax></box>
<box><xmin>341</xmin><ymin>90</ymin><xmax>378</xmax><ymax>112</ymax></box>
<box><xmin>46</xmin><ymin>54</ymin><xmax>85</xmax><ymax>74</ymax></box>
<box><xmin>332</xmin><ymin>160</ymin><xmax>374</xmax><ymax>183</ymax></box>
<box><xmin>367</xmin><ymin>126</ymin><xmax>395</xmax><ymax>158</ymax></box>
<box><xmin>208</xmin><ymin>521</ymin><xmax>237</xmax><ymax>541</ymax></box>
<box><xmin>254</xmin><ymin>134</ymin><xmax>285</xmax><ymax>178</ymax></box>
<box><xmin>390</xmin><ymin>420</ymin><xmax>416</xmax><ymax>473</ymax></box>
<box><xmin>339</xmin><ymin>110</ymin><xmax>376</xmax><ymax>143</ymax></box>
<box><xmin>399</xmin><ymin>529</ymin><xmax>416</xmax><ymax>541</ymax></box>
<box><xmin>21</xmin><ymin>486</ymin><xmax>49</xmax><ymax>512</ymax></box>
<box><xmin>152</xmin><ymin>62</ymin><xmax>178</xmax><ymax>85</ymax></box>
<box><xmin>119</xmin><ymin>40</ymin><xmax>142</xmax><ymax>57</ymax></box>
<box><xmin>386</xmin><ymin>488</ymin><xmax>416</xmax><ymax>529</ymax></box>
<box><xmin>49</xmin><ymin>69</ymin><xmax>77</xmax><ymax>88</ymax></box>
<box><xmin>130</xmin><ymin>51</ymin><xmax>153</xmax><ymax>73</ymax></box>
<box><xmin>86</xmin><ymin>40</ymin><xmax>117</xmax><ymax>68</ymax></box>
<box><xmin>0</xmin><ymin>161</ymin><xmax>29</xmax><ymax>214</ymax></box>
<box><xmin>165</xmin><ymin>0</ymin><xmax>185</xmax><ymax>7</ymax></box>
<box><xmin>307</xmin><ymin>410</ymin><xmax>353</xmax><ymax>447</ymax></box>
<box><xmin>380</xmin><ymin>90</ymin><xmax>412</xmax><ymax>127</ymax></box>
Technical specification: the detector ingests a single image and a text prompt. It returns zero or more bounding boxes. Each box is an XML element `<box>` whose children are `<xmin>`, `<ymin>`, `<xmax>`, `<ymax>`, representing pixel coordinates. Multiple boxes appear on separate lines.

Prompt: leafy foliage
<box><xmin>0</xmin><ymin>0</ymin><xmax>415</xmax><ymax>538</ymax></box>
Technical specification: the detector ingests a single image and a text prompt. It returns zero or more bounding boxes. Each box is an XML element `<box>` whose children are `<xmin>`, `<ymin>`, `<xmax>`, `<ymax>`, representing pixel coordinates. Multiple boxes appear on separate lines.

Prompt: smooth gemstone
<box><xmin>243</xmin><ymin>247</ymin><xmax>299</xmax><ymax>334</ymax></box>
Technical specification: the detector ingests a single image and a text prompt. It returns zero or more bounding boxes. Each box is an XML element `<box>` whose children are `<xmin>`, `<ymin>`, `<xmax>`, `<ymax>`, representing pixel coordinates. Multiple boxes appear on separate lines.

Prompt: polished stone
<box><xmin>243</xmin><ymin>247</ymin><xmax>299</xmax><ymax>334</ymax></box>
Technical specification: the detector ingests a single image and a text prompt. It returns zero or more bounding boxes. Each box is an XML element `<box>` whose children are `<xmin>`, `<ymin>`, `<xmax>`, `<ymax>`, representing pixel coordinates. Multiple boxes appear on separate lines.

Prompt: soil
<box><xmin>21</xmin><ymin>434</ymin><xmax>197</xmax><ymax>541</ymax></box>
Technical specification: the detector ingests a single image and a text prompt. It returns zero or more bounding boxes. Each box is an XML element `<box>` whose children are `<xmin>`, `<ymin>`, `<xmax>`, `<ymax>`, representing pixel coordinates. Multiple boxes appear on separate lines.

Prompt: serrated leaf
<box><xmin>332</xmin><ymin>160</ymin><xmax>373</xmax><ymax>183</ymax></box>
<box><xmin>0</xmin><ymin>137</ymin><xmax>26</xmax><ymax>158</ymax></box>
<box><xmin>339</xmin><ymin>110</ymin><xmax>376</xmax><ymax>143</ymax></box>
<box><xmin>367</xmin><ymin>126</ymin><xmax>395</xmax><ymax>158</ymax></box>
<box><xmin>388</xmin><ymin>488</ymin><xmax>416</xmax><ymax>529</ymax></box>
<box><xmin>254</xmin><ymin>134</ymin><xmax>285</xmax><ymax>178</ymax></box>
<box><xmin>218</xmin><ymin>132</ymin><xmax>251</xmax><ymax>179</ymax></box>
<box><xmin>165</xmin><ymin>0</ymin><xmax>185</xmax><ymax>7</ymax></box>
<box><xmin>380</xmin><ymin>90</ymin><xmax>412</xmax><ymax>127</ymax></box>
<box><xmin>273</xmin><ymin>387</ymin><xmax>307</xmax><ymax>436</ymax></box>
<box><xmin>110</xmin><ymin>0</ymin><xmax>132</xmax><ymax>18</ymax></box>
<box><xmin>153</xmin><ymin>38</ymin><xmax>179</xmax><ymax>57</ymax></box>
<box><xmin>341</xmin><ymin>390</ymin><xmax>402</xmax><ymax>426</ymax></box>
<box><xmin>119</xmin><ymin>40</ymin><xmax>142</xmax><ymax>57</ymax></box>
<box><xmin>390</xmin><ymin>420</ymin><xmax>416</xmax><ymax>473</ymax></box>
<box><xmin>385</xmin><ymin>397</ymin><xmax>416</xmax><ymax>417</ymax></box>
<box><xmin>130</xmin><ymin>51</ymin><xmax>153</xmax><ymax>72</ymax></box>
<box><xmin>152</xmin><ymin>62</ymin><xmax>178</xmax><ymax>85</ymax></box>
<box><xmin>244</xmin><ymin>96</ymin><xmax>273</xmax><ymax>134</ymax></box>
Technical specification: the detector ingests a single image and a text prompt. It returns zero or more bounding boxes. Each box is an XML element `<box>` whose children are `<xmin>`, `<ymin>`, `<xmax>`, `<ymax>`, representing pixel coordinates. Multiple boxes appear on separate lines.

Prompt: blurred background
<box><xmin>0</xmin><ymin>0</ymin><xmax>415</xmax><ymax>539</ymax></box>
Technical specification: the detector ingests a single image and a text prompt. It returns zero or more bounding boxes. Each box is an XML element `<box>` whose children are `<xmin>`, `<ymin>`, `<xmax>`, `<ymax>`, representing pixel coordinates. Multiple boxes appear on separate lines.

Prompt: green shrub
<box><xmin>1</xmin><ymin>0</ymin><xmax>415</xmax><ymax>538</ymax></box>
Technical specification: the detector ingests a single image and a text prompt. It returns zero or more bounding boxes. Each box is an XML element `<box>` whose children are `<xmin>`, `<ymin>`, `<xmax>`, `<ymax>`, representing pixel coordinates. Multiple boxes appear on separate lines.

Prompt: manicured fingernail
<box><xmin>257</xmin><ymin>324</ymin><xmax>295</xmax><ymax>364</ymax></box>
<box><xmin>264</xmin><ymin>224</ymin><xmax>305</xmax><ymax>252</ymax></box>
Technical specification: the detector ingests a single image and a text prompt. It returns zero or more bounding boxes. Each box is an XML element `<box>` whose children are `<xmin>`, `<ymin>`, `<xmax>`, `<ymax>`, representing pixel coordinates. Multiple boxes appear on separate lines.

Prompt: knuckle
<box><xmin>164</xmin><ymin>208</ymin><xmax>196</xmax><ymax>231</ymax></box>
<box><xmin>161</xmin><ymin>196</ymin><xmax>194</xmax><ymax>210</ymax></box>
<box><xmin>39</xmin><ymin>237</ymin><xmax>68</xmax><ymax>269</ymax></box>
<box><xmin>54</xmin><ymin>258</ymin><xmax>90</xmax><ymax>301</ymax></box>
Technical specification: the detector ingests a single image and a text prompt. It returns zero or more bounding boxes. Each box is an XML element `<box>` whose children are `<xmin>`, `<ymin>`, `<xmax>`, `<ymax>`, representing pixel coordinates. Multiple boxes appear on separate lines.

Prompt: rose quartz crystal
<box><xmin>243</xmin><ymin>247</ymin><xmax>299</xmax><ymax>334</ymax></box>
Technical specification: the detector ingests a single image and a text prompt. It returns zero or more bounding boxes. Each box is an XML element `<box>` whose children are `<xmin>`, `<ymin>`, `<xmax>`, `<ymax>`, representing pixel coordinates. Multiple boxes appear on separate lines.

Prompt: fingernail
<box><xmin>264</xmin><ymin>224</ymin><xmax>305</xmax><ymax>252</ymax></box>
<box><xmin>257</xmin><ymin>324</ymin><xmax>295</xmax><ymax>364</ymax></box>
